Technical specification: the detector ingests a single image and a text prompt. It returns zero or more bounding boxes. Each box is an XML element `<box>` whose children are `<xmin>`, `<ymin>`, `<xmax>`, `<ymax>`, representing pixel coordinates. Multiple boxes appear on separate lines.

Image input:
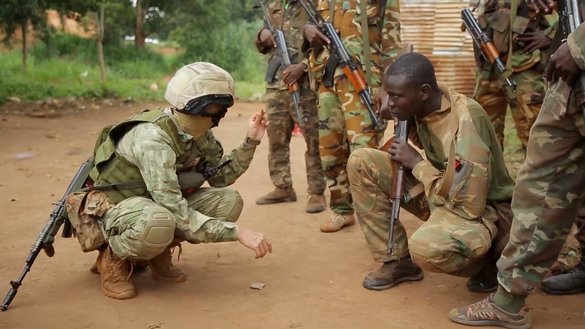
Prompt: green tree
<box><xmin>0</xmin><ymin>0</ymin><xmax>48</xmax><ymax>71</ymax></box>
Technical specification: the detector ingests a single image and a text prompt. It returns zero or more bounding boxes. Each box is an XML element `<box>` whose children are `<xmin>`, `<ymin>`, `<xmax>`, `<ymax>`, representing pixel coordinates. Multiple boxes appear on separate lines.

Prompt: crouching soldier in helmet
<box><xmin>84</xmin><ymin>62</ymin><xmax>272</xmax><ymax>299</ymax></box>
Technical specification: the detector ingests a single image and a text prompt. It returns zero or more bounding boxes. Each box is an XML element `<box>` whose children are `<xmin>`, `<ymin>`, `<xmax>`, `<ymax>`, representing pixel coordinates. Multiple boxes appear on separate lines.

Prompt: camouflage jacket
<box><xmin>257</xmin><ymin>0</ymin><xmax>310</xmax><ymax>91</ymax></box>
<box><xmin>307</xmin><ymin>0</ymin><xmax>401</xmax><ymax>89</ymax></box>
<box><xmin>109</xmin><ymin>108</ymin><xmax>258</xmax><ymax>243</ymax></box>
<box><xmin>411</xmin><ymin>83</ymin><xmax>514</xmax><ymax>220</ymax></box>
<box><xmin>475</xmin><ymin>0</ymin><xmax>558</xmax><ymax>72</ymax></box>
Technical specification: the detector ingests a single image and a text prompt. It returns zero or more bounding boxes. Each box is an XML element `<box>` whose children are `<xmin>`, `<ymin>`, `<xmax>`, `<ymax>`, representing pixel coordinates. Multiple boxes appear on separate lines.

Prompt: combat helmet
<box><xmin>165</xmin><ymin>62</ymin><xmax>235</xmax><ymax>126</ymax></box>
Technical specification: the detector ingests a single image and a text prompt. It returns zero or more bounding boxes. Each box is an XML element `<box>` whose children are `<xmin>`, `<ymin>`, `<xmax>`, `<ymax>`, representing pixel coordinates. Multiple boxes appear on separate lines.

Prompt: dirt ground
<box><xmin>0</xmin><ymin>101</ymin><xmax>583</xmax><ymax>329</ymax></box>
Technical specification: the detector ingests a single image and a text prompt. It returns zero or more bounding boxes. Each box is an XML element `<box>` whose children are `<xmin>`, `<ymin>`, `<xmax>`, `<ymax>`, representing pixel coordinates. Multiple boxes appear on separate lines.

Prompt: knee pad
<box><xmin>139</xmin><ymin>209</ymin><xmax>176</xmax><ymax>250</ymax></box>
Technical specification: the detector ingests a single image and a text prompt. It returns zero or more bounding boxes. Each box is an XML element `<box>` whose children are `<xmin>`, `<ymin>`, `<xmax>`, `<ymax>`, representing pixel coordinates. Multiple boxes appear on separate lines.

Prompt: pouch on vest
<box><xmin>65</xmin><ymin>190</ymin><xmax>110</xmax><ymax>252</ymax></box>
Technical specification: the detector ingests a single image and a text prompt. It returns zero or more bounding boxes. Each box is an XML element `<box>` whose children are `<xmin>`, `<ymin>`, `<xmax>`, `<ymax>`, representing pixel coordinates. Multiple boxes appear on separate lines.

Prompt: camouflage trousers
<box><xmin>264</xmin><ymin>87</ymin><xmax>325</xmax><ymax>195</ymax></box>
<box><xmin>497</xmin><ymin>80</ymin><xmax>585</xmax><ymax>296</ymax></box>
<box><xmin>100</xmin><ymin>187</ymin><xmax>242</xmax><ymax>261</ymax></box>
<box><xmin>318</xmin><ymin>78</ymin><xmax>383</xmax><ymax>214</ymax></box>
<box><xmin>474</xmin><ymin>68</ymin><xmax>545</xmax><ymax>148</ymax></box>
<box><xmin>348</xmin><ymin>148</ymin><xmax>496</xmax><ymax>276</ymax></box>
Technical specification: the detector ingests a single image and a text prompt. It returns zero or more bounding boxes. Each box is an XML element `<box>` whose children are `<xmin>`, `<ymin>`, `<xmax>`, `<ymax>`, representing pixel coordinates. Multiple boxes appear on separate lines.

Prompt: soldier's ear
<box><xmin>419</xmin><ymin>84</ymin><xmax>432</xmax><ymax>101</ymax></box>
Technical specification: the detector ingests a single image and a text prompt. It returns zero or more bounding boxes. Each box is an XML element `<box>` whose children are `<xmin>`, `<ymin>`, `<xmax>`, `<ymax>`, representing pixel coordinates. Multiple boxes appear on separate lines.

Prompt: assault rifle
<box><xmin>556</xmin><ymin>0</ymin><xmax>585</xmax><ymax>115</ymax></box>
<box><xmin>1</xmin><ymin>157</ymin><xmax>93</xmax><ymax>311</ymax></box>
<box><xmin>379</xmin><ymin>120</ymin><xmax>409</xmax><ymax>254</ymax></box>
<box><xmin>298</xmin><ymin>0</ymin><xmax>383</xmax><ymax>130</ymax></box>
<box><xmin>462</xmin><ymin>8</ymin><xmax>517</xmax><ymax>93</ymax></box>
<box><xmin>179</xmin><ymin>159</ymin><xmax>232</xmax><ymax>197</ymax></box>
<box><xmin>256</xmin><ymin>1</ymin><xmax>305</xmax><ymax>128</ymax></box>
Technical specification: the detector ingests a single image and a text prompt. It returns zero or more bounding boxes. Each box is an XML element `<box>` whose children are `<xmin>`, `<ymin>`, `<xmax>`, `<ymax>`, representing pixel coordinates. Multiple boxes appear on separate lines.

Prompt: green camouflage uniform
<box><xmin>473</xmin><ymin>0</ymin><xmax>558</xmax><ymax>148</ymax></box>
<box><xmin>496</xmin><ymin>23</ymin><xmax>585</xmax><ymax>296</ymax></box>
<box><xmin>307</xmin><ymin>0</ymin><xmax>401</xmax><ymax>214</ymax></box>
<box><xmin>348</xmin><ymin>83</ymin><xmax>514</xmax><ymax>276</ymax></box>
<box><xmin>96</xmin><ymin>109</ymin><xmax>258</xmax><ymax>261</ymax></box>
<box><xmin>261</xmin><ymin>0</ymin><xmax>325</xmax><ymax>195</ymax></box>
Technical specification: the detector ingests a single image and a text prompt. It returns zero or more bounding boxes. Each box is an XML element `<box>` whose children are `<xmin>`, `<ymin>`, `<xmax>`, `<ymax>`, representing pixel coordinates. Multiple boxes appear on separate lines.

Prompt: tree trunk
<box><xmin>96</xmin><ymin>4</ymin><xmax>106</xmax><ymax>83</ymax></box>
<box><xmin>59</xmin><ymin>13</ymin><xmax>66</xmax><ymax>32</ymax></box>
<box><xmin>21</xmin><ymin>22</ymin><xmax>28</xmax><ymax>72</ymax></box>
<box><xmin>135</xmin><ymin>0</ymin><xmax>146</xmax><ymax>48</ymax></box>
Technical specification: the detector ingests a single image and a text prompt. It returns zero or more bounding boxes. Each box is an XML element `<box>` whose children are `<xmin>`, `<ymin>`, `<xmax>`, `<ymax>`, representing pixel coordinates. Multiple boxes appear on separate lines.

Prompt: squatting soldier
<box><xmin>472</xmin><ymin>0</ymin><xmax>558</xmax><ymax>150</ymax></box>
<box><xmin>348</xmin><ymin>53</ymin><xmax>513</xmax><ymax>292</ymax></box>
<box><xmin>78</xmin><ymin>62</ymin><xmax>272</xmax><ymax>299</ymax></box>
<box><xmin>255</xmin><ymin>0</ymin><xmax>327</xmax><ymax>213</ymax></box>
<box><xmin>449</xmin><ymin>21</ymin><xmax>585</xmax><ymax>329</ymax></box>
<box><xmin>303</xmin><ymin>0</ymin><xmax>402</xmax><ymax>232</ymax></box>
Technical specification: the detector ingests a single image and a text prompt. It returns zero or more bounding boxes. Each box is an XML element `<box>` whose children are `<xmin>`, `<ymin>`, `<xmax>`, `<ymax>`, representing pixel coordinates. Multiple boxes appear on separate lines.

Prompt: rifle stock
<box><xmin>461</xmin><ymin>8</ymin><xmax>516</xmax><ymax>93</ymax></box>
<box><xmin>1</xmin><ymin>157</ymin><xmax>93</xmax><ymax>311</ymax></box>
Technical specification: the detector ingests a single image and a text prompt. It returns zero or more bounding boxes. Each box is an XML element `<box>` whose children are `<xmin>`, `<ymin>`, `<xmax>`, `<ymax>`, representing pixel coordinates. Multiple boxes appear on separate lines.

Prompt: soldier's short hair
<box><xmin>384</xmin><ymin>52</ymin><xmax>439</xmax><ymax>90</ymax></box>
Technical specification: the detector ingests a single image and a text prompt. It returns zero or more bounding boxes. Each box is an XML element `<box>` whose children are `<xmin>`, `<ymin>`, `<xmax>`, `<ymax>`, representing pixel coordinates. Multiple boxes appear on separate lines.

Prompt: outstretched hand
<box><xmin>237</xmin><ymin>227</ymin><xmax>273</xmax><ymax>259</ymax></box>
<box><xmin>247</xmin><ymin>110</ymin><xmax>268</xmax><ymax>141</ymax></box>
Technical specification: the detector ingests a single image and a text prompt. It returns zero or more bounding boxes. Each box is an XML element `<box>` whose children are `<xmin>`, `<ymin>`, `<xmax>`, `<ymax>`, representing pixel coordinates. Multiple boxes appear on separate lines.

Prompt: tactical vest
<box><xmin>90</xmin><ymin>109</ymin><xmax>189</xmax><ymax>204</ymax></box>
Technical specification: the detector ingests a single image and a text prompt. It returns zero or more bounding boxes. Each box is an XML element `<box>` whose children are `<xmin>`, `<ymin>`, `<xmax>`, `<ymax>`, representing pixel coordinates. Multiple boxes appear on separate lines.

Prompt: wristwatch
<box><xmin>244</xmin><ymin>136</ymin><xmax>261</xmax><ymax>146</ymax></box>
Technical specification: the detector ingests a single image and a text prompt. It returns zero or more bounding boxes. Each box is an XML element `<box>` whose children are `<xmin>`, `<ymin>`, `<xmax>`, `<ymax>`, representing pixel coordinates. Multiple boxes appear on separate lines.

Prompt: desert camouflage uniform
<box><xmin>348</xmin><ymin>83</ymin><xmax>514</xmax><ymax>276</ymax></box>
<box><xmin>473</xmin><ymin>0</ymin><xmax>558</xmax><ymax>148</ymax></box>
<box><xmin>497</xmin><ymin>23</ymin><xmax>585</xmax><ymax>296</ymax></box>
<box><xmin>96</xmin><ymin>109</ymin><xmax>258</xmax><ymax>261</ymax></box>
<box><xmin>262</xmin><ymin>0</ymin><xmax>325</xmax><ymax>195</ymax></box>
<box><xmin>307</xmin><ymin>0</ymin><xmax>401</xmax><ymax>214</ymax></box>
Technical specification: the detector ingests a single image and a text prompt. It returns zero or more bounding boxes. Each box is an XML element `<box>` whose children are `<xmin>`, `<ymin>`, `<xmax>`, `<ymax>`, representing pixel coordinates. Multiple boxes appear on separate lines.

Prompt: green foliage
<box><xmin>0</xmin><ymin>50</ymin><xmax>166</xmax><ymax>103</ymax></box>
<box><xmin>173</xmin><ymin>19</ymin><xmax>266</xmax><ymax>84</ymax></box>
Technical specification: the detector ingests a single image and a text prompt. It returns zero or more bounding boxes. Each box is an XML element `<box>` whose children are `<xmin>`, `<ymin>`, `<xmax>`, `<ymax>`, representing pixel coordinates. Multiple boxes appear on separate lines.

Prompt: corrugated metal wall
<box><xmin>400</xmin><ymin>0</ymin><xmax>476</xmax><ymax>96</ymax></box>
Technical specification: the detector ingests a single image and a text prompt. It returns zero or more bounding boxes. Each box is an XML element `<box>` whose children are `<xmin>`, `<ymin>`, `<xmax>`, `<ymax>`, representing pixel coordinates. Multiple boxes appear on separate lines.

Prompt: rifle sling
<box><xmin>436</xmin><ymin>107</ymin><xmax>460</xmax><ymax>199</ymax></box>
<box><xmin>359</xmin><ymin>0</ymin><xmax>373</xmax><ymax>86</ymax></box>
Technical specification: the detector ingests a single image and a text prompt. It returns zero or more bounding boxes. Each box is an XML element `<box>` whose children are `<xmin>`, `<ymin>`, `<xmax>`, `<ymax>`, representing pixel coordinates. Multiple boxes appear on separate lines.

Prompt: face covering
<box><xmin>173</xmin><ymin>110</ymin><xmax>213</xmax><ymax>138</ymax></box>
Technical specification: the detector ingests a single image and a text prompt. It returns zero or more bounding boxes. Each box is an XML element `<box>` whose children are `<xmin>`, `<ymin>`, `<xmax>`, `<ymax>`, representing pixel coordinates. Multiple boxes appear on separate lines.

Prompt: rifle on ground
<box><xmin>256</xmin><ymin>1</ymin><xmax>305</xmax><ymax>128</ymax></box>
<box><xmin>461</xmin><ymin>8</ymin><xmax>517</xmax><ymax>93</ymax></box>
<box><xmin>1</xmin><ymin>157</ymin><xmax>93</xmax><ymax>311</ymax></box>
<box><xmin>298</xmin><ymin>0</ymin><xmax>383</xmax><ymax>130</ymax></box>
<box><xmin>378</xmin><ymin>120</ymin><xmax>408</xmax><ymax>254</ymax></box>
<box><xmin>556</xmin><ymin>0</ymin><xmax>585</xmax><ymax>115</ymax></box>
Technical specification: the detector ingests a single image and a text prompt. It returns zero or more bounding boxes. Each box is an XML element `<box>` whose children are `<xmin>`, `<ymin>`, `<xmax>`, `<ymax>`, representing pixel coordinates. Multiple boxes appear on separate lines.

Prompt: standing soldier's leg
<box><xmin>449</xmin><ymin>82</ymin><xmax>585</xmax><ymax>327</ymax></box>
<box><xmin>474</xmin><ymin>73</ymin><xmax>508</xmax><ymax>148</ymax></box>
<box><xmin>541</xmin><ymin>209</ymin><xmax>585</xmax><ymax>295</ymax></box>
<box><xmin>317</xmin><ymin>83</ymin><xmax>355</xmax><ymax>232</ymax></box>
<box><xmin>256</xmin><ymin>88</ymin><xmax>297</xmax><ymax>205</ymax></box>
<box><xmin>348</xmin><ymin>148</ymin><xmax>428</xmax><ymax>290</ymax></box>
<box><xmin>298</xmin><ymin>85</ymin><xmax>326</xmax><ymax>213</ymax></box>
<box><xmin>508</xmin><ymin>69</ymin><xmax>545</xmax><ymax>149</ymax></box>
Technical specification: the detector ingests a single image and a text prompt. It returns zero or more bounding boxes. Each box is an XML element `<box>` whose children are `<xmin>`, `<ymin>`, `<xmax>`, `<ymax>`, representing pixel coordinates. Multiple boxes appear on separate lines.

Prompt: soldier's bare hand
<box><xmin>247</xmin><ymin>110</ymin><xmax>268</xmax><ymax>141</ymax></box>
<box><xmin>237</xmin><ymin>227</ymin><xmax>273</xmax><ymax>259</ymax></box>
<box><xmin>304</xmin><ymin>24</ymin><xmax>330</xmax><ymax>48</ymax></box>
<box><xmin>523</xmin><ymin>0</ymin><xmax>553</xmax><ymax>14</ymax></box>
<box><xmin>517</xmin><ymin>31</ymin><xmax>551</xmax><ymax>53</ymax></box>
<box><xmin>282</xmin><ymin>63</ymin><xmax>306</xmax><ymax>85</ymax></box>
<box><xmin>388</xmin><ymin>139</ymin><xmax>423</xmax><ymax>170</ymax></box>
<box><xmin>258</xmin><ymin>28</ymin><xmax>276</xmax><ymax>49</ymax></box>
<box><xmin>545</xmin><ymin>42</ymin><xmax>581</xmax><ymax>86</ymax></box>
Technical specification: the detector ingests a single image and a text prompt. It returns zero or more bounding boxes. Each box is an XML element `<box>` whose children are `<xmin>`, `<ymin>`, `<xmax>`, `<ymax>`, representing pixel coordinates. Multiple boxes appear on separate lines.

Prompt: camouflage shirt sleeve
<box><xmin>412</xmin><ymin>106</ymin><xmax>492</xmax><ymax>219</ymax></box>
<box><xmin>200</xmin><ymin>131</ymin><xmax>258</xmax><ymax>187</ymax></box>
<box><xmin>567</xmin><ymin>22</ymin><xmax>585</xmax><ymax>71</ymax></box>
<box><xmin>117</xmin><ymin>123</ymin><xmax>238</xmax><ymax>243</ymax></box>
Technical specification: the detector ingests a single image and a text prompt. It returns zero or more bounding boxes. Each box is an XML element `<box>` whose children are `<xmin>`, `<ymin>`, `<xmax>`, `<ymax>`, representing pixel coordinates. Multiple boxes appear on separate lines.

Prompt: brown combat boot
<box><xmin>362</xmin><ymin>256</ymin><xmax>424</xmax><ymax>291</ymax></box>
<box><xmin>320</xmin><ymin>213</ymin><xmax>355</xmax><ymax>232</ymax></box>
<box><xmin>256</xmin><ymin>186</ymin><xmax>297</xmax><ymax>205</ymax></box>
<box><xmin>148</xmin><ymin>242</ymin><xmax>187</xmax><ymax>282</ymax></box>
<box><xmin>305</xmin><ymin>194</ymin><xmax>326</xmax><ymax>213</ymax></box>
<box><xmin>96</xmin><ymin>246</ymin><xmax>137</xmax><ymax>300</ymax></box>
